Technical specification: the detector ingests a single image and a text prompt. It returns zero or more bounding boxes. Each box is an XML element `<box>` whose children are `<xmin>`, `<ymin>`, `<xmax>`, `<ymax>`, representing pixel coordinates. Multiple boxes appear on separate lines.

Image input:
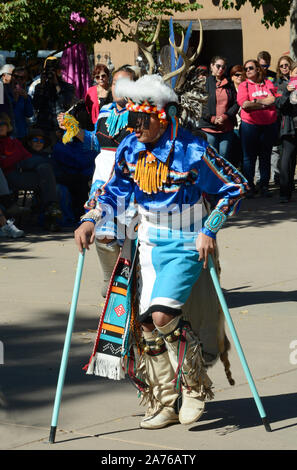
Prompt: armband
<box><xmin>204</xmin><ymin>209</ymin><xmax>227</xmax><ymax>234</ymax></box>
<box><xmin>79</xmin><ymin>218</ymin><xmax>96</xmax><ymax>225</ymax></box>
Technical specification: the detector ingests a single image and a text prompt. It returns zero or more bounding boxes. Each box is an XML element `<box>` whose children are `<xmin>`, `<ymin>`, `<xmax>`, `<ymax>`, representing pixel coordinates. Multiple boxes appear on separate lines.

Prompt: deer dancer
<box><xmin>74</xmin><ymin>74</ymin><xmax>249</xmax><ymax>429</ymax></box>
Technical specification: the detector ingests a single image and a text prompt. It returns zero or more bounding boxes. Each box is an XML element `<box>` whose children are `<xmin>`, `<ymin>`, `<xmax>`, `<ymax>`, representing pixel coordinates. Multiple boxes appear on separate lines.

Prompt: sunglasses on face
<box><xmin>31</xmin><ymin>137</ymin><xmax>44</xmax><ymax>143</ymax></box>
<box><xmin>13</xmin><ymin>75</ymin><xmax>25</xmax><ymax>80</ymax></box>
<box><xmin>260</xmin><ymin>64</ymin><xmax>269</xmax><ymax>68</ymax></box>
<box><xmin>128</xmin><ymin>112</ymin><xmax>151</xmax><ymax>130</ymax></box>
<box><xmin>95</xmin><ymin>74</ymin><xmax>107</xmax><ymax>79</ymax></box>
<box><xmin>280</xmin><ymin>64</ymin><xmax>289</xmax><ymax>68</ymax></box>
<box><xmin>215</xmin><ymin>64</ymin><xmax>225</xmax><ymax>70</ymax></box>
<box><xmin>234</xmin><ymin>73</ymin><xmax>243</xmax><ymax>77</ymax></box>
<box><xmin>244</xmin><ymin>66</ymin><xmax>256</xmax><ymax>72</ymax></box>
<box><xmin>0</xmin><ymin>121</ymin><xmax>8</xmax><ymax>126</ymax></box>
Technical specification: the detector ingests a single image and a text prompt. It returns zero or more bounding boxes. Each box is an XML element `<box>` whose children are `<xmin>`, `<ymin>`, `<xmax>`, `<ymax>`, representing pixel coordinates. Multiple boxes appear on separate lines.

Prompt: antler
<box><xmin>163</xmin><ymin>18</ymin><xmax>203</xmax><ymax>89</ymax></box>
<box><xmin>130</xmin><ymin>17</ymin><xmax>162</xmax><ymax>74</ymax></box>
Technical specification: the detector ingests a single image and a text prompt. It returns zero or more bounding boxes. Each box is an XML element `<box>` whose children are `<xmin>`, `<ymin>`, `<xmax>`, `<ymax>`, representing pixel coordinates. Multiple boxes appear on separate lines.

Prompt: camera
<box><xmin>44</xmin><ymin>59</ymin><xmax>59</xmax><ymax>82</ymax></box>
<box><xmin>45</xmin><ymin>67</ymin><xmax>56</xmax><ymax>81</ymax></box>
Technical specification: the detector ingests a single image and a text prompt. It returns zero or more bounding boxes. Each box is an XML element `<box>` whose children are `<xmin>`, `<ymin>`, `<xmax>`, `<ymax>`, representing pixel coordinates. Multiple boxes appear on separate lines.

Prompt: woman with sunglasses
<box><xmin>237</xmin><ymin>59</ymin><xmax>278</xmax><ymax>197</ymax></box>
<box><xmin>199</xmin><ymin>56</ymin><xmax>239</xmax><ymax>160</ymax></box>
<box><xmin>275</xmin><ymin>56</ymin><xmax>293</xmax><ymax>89</ymax></box>
<box><xmin>85</xmin><ymin>64</ymin><xmax>113</xmax><ymax>125</ymax></box>
<box><xmin>270</xmin><ymin>56</ymin><xmax>293</xmax><ymax>186</ymax></box>
<box><xmin>275</xmin><ymin>61</ymin><xmax>297</xmax><ymax>202</ymax></box>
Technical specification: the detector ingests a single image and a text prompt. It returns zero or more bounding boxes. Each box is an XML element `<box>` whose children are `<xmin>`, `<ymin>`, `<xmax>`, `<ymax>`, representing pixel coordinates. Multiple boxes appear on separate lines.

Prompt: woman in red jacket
<box><xmin>0</xmin><ymin>113</ymin><xmax>61</xmax><ymax>231</ymax></box>
<box><xmin>237</xmin><ymin>59</ymin><xmax>278</xmax><ymax>197</ymax></box>
<box><xmin>85</xmin><ymin>64</ymin><xmax>113</xmax><ymax>125</ymax></box>
<box><xmin>199</xmin><ymin>56</ymin><xmax>239</xmax><ymax>161</ymax></box>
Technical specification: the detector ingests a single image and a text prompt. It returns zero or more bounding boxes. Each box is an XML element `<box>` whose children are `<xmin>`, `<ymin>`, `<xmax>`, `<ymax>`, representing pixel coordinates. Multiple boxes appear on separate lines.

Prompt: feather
<box><xmin>176</xmin><ymin>72</ymin><xmax>208</xmax><ymax>135</ymax></box>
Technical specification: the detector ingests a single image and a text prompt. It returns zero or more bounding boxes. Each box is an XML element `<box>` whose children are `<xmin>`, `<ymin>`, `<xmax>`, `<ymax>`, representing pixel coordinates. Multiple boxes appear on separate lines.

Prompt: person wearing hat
<box><xmin>24</xmin><ymin>128</ymin><xmax>51</xmax><ymax>157</ymax></box>
<box><xmin>0</xmin><ymin>64</ymin><xmax>15</xmax><ymax>85</ymax></box>
<box><xmin>0</xmin><ymin>113</ymin><xmax>62</xmax><ymax>231</ymax></box>
<box><xmin>0</xmin><ymin>64</ymin><xmax>15</xmax><ymax>126</ymax></box>
<box><xmin>74</xmin><ymin>75</ymin><xmax>248</xmax><ymax>429</ymax></box>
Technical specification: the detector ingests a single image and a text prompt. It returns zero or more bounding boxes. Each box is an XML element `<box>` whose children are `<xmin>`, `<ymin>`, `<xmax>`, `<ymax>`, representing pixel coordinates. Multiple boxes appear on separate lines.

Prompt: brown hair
<box><xmin>290</xmin><ymin>61</ymin><xmax>297</xmax><ymax>72</ymax></box>
<box><xmin>92</xmin><ymin>63</ymin><xmax>110</xmax><ymax>79</ymax></box>
<box><xmin>230</xmin><ymin>64</ymin><xmax>244</xmax><ymax>78</ymax></box>
<box><xmin>12</xmin><ymin>66</ymin><xmax>27</xmax><ymax>78</ymax></box>
<box><xmin>242</xmin><ymin>59</ymin><xmax>265</xmax><ymax>83</ymax></box>
<box><xmin>276</xmin><ymin>55</ymin><xmax>293</xmax><ymax>79</ymax></box>
<box><xmin>257</xmin><ymin>51</ymin><xmax>271</xmax><ymax>63</ymax></box>
<box><xmin>112</xmin><ymin>65</ymin><xmax>137</xmax><ymax>81</ymax></box>
<box><xmin>210</xmin><ymin>55</ymin><xmax>227</xmax><ymax>66</ymax></box>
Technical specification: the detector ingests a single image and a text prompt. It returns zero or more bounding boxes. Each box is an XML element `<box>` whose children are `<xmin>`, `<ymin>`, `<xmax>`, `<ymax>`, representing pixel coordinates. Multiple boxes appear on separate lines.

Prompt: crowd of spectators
<box><xmin>0</xmin><ymin>49</ymin><xmax>296</xmax><ymax>239</ymax></box>
<box><xmin>198</xmin><ymin>50</ymin><xmax>297</xmax><ymax>202</ymax></box>
<box><xmin>0</xmin><ymin>56</ymin><xmax>97</xmax><ymax>238</ymax></box>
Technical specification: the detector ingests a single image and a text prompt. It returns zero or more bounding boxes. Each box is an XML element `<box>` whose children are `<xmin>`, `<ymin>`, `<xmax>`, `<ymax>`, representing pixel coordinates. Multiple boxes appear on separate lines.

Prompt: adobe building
<box><xmin>94</xmin><ymin>1</ymin><xmax>290</xmax><ymax>73</ymax></box>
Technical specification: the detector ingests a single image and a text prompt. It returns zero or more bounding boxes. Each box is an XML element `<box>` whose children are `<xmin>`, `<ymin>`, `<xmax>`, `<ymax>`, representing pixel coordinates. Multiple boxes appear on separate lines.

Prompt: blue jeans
<box><xmin>204</xmin><ymin>131</ymin><xmax>234</xmax><ymax>160</ymax></box>
<box><xmin>241</xmin><ymin>121</ymin><xmax>278</xmax><ymax>188</ymax></box>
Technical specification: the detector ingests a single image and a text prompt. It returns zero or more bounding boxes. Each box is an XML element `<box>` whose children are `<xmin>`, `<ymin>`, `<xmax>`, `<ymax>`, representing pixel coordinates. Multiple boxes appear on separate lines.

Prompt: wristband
<box><xmin>80</xmin><ymin>209</ymin><xmax>101</xmax><ymax>224</ymax></box>
<box><xmin>79</xmin><ymin>218</ymin><xmax>96</xmax><ymax>225</ymax></box>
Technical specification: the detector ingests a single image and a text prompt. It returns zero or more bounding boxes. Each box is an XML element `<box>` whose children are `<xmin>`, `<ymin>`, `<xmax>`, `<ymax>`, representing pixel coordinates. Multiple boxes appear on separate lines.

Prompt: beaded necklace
<box><xmin>105</xmin><ymin>103</ymin><xmax>129</xmax><ymax>138</ymax></box>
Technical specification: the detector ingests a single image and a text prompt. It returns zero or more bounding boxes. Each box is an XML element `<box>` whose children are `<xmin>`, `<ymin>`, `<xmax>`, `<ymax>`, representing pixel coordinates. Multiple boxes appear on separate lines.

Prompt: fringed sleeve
<box><xmin>199</xmin><ymin>145</ymin><xmax>249</xmax><ymax>239</ymax></box>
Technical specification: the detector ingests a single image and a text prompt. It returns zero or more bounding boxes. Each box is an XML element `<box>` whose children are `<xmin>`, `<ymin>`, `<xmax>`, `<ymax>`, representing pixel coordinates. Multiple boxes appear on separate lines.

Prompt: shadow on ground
<box><xmin>223</xmin><ymin>287</ymin><xmax>297</xmax><ymax>309</ymax></box>
<box><xmin>49</xmin><ymin>392</ymin><xmax>297</xmax><ymax>446</ymax></box>
<box><xmin>225</xmin><ymin>187</ymin><xmax>297</xmax><ymax>229</ymax></box>
<box><xmin>0</xmin><ymin>308</ymin><xmax>130</xmax><ymax>415</ymax></box>
<box><xmin>1</xmin><ymin>308</ymin><xmax>297</xmax><ymax>435</ymax></box>
<box><xmin>0</xmin><ymin>229</ymin><xmax>76</xmax><ymax>259</ymax></box>
<box><xmin>0</xmin><ymin>187</ymin><xmax>296</xmax><ymax>440</ymax></box>
<box><xmin>189</xmin><ymin>393</ymin><xmax>297</xmax><ymax>434</ymax></box>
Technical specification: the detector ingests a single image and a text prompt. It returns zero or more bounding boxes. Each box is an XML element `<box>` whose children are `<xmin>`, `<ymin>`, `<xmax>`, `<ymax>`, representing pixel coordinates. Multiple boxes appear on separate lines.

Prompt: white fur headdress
<box><xmin>115</xmin><ymin>74</ymin><xmax>178</xmax><ymax>111</ymax></box>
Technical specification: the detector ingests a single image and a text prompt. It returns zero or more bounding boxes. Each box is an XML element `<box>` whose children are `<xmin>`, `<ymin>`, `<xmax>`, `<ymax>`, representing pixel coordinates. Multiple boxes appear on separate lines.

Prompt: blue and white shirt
<box><xmin>94</xmin><ymin>125</ymin><xmax>248</xmax><ymax>239</ymax></box>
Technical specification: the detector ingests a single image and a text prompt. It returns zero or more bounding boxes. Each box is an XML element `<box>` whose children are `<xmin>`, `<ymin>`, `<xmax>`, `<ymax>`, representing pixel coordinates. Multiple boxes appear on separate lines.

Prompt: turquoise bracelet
<box><xmin>204</xmin><ymin>209</ymin><xmax>227</xmax><ymax>234</ymax></box>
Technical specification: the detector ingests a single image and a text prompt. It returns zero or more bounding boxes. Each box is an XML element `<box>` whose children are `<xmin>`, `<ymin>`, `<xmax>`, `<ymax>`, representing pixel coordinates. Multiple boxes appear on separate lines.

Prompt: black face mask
<box><xmin>128</xmin><ymin>111</ymin><xmax>151</xmax><ymax>130</ymax></box>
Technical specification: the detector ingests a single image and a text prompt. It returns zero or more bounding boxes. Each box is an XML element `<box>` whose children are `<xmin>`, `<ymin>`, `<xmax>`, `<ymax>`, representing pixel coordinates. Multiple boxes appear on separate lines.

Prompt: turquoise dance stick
<box><xmin>208</xmin><ymin>254</ymin><xmax>271</xmax><ymax>432</ymax></box>
<box><xmin>49</xmin><ymin>249</ymin><xmax>86</xmax><ymax>443</ymax></box>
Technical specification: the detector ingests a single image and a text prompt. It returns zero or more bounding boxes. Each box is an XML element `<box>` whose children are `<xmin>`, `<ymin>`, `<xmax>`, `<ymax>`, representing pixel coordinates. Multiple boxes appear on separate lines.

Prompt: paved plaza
<box><xmin>0</xmin><ymin>188</ymin><xmax>297</xmax><ymax>451</ymax></box>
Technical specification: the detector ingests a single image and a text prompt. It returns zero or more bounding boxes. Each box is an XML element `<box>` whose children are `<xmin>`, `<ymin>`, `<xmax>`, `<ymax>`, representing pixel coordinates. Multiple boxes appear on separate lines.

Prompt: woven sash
<box><xmin>84</xmin><ymin>236</ymin><xmax>137</xmax><ymax>380</ymax></box>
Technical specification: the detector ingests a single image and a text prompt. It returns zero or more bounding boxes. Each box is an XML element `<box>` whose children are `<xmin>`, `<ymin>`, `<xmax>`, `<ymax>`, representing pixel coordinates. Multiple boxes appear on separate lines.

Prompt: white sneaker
<box><xmin>0</xmin><ymin>219</ymin><xmax>25</xmax><ymax>238</ymax></box>
<box><xmin>140</xmin><ymin>406</ymin><xmax>179</xmax><ymax>429</ymax></box>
